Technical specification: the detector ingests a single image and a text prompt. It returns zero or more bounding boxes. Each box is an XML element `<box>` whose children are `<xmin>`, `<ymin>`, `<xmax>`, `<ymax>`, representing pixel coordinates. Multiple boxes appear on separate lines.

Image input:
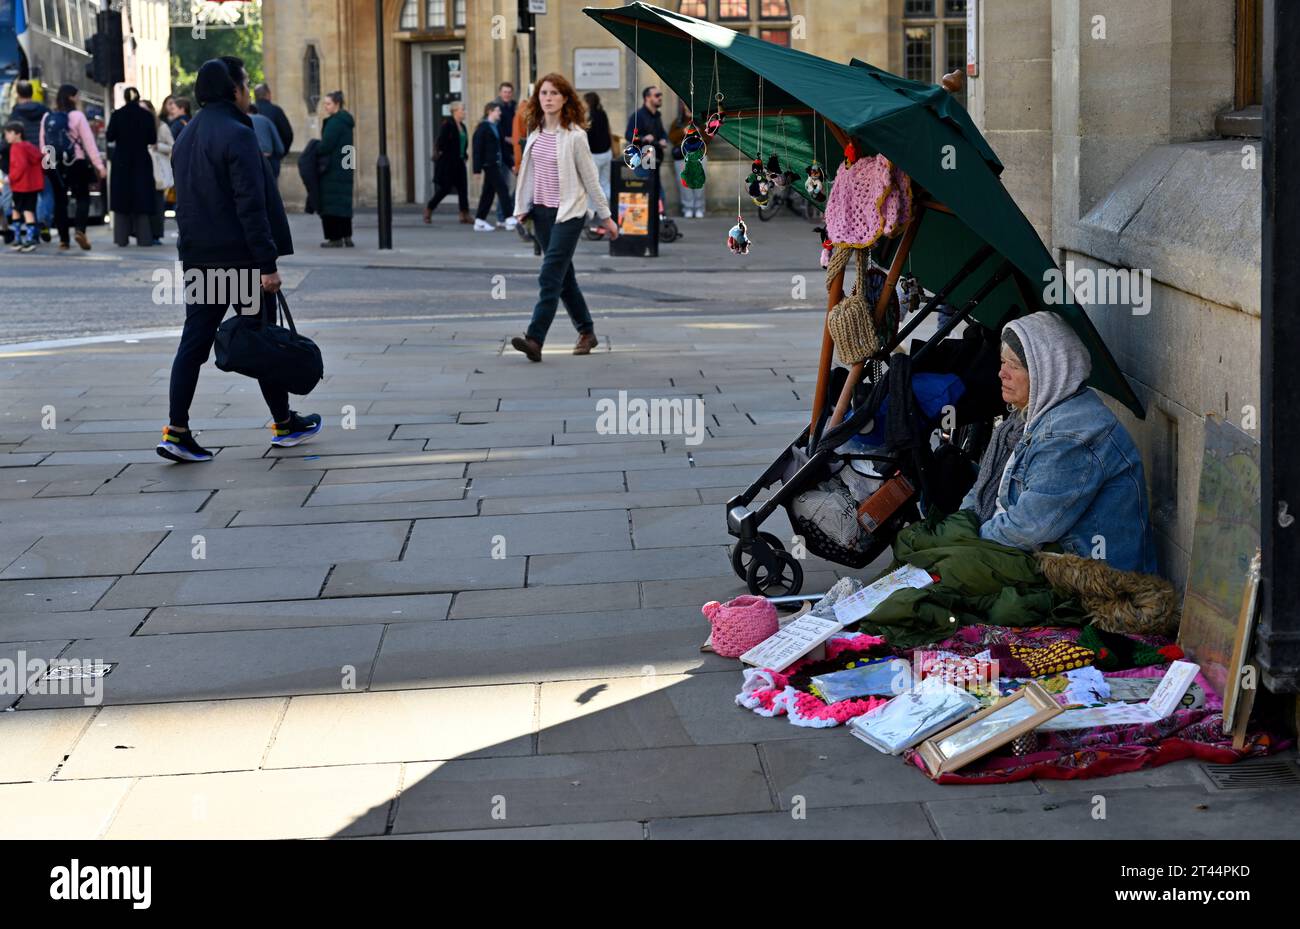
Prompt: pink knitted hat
<box><xmin>702</xmin><ymin>595</ymin><xmax>779</xmax><ymax>659</ymax></box>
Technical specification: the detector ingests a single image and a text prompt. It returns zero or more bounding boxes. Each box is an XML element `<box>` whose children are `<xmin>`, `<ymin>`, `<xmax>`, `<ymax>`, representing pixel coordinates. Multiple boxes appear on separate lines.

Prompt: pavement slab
<box><xmin>0</xmin><ymin>778</ymin><xmax>136</xmax><ymax>839</ymax></box>
<box><xmin>139</xmin><ymin>594</ymin><xmax>451</xmax><ymax>635</ymax></box>
<box><xmin>135</xmin><ymin>522</ymin><xmax>409</xmax><ymax>573</ymax></box>
<box><xmin>0</xmin><ymin>707</ymin><xmax>96</xmax><ymax>783</ymax></box>
<box><xmin>97</xmin><ymin>565</ymin><xmax>330</xmax><ymax>609</ymax></box>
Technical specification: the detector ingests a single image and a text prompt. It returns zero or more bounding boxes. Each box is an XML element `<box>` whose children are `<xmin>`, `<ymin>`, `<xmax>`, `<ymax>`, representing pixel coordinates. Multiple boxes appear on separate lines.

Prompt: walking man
<box><xmin>159</xmin><ymin>57</ymin><xmax>321</xmax><ymax>463</ymax></box>
<box><xmin>472</xmin><ymin>102</ymin><xmax>515</xmax><ymax>232</ymax></box>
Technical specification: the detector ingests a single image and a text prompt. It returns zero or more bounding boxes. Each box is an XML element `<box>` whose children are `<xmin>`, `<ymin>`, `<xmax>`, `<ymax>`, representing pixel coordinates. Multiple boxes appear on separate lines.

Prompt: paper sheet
<box><xmin>832</xmin><ymin>565</ymin><xmax>935</xmax><ymax>624</ymax></box>
<box><xmin>740</xmin><ymin>613</ymin><xmax>845</xmax><ymax>671</ymax></box>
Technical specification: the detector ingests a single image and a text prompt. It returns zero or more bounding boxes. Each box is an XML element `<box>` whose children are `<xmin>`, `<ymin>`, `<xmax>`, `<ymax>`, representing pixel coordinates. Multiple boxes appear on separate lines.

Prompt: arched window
<box><xmin>680</xmin><ymin>0</ymin><xmax>707</xmax><ymax>18</ymax></box>
<box><xmin>399</xmin><ymin>0</ymin><xmax>418</xmax><ymax>30</ymax></box>
<box><xmin>303</xmin><ymin>43</ymin><xmax>322</xmax><ymax>112</ymax></box>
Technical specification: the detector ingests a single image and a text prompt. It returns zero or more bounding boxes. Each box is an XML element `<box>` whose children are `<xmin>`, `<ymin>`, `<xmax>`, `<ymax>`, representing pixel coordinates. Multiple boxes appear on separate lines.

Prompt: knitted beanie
<box><xmin>702</xmin><ymin>595</ymin><xmax>779</xmax><ymax>659</ymax></box>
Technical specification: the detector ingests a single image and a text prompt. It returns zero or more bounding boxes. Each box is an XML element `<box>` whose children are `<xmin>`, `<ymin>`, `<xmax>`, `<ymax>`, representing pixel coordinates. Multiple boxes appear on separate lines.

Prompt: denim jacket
<box><xmin>971</xmin><ymin>389</ymin><xmax>1158</xmax><ymax>574</ymax></box>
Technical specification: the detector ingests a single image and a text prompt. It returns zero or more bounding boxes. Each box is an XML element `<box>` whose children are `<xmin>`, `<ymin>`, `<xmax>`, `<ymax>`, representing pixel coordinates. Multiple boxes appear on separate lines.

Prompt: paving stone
<box><xmin>759</xmin><ymin>735</ymin><xmax>1042</xmax><ymax>809</ymax></box>
<box><xmin>136</xmin><ymin>522</ymin><xmax>409</xmax><ymax>572</ymax></box>
<box><xmin>17</xmin><ymin>624</ymin><xmax>385</xmax><ymax>708</ymax></box>
<box><xmin>0</xmin><ymin>779</ymin><xmax>135</xmax><ymax>839</ymax></box>
<box><xmin>0</xmin><ymin>707</ymin><xmax>95</xmax><ymax>783</ymax></box>
<box><xmin>229</xmin><ymin>498</ymin><xmax>478</xmax><ymax>526</ymax></box>
<box><xmin>0</xmin><ymin>489</ymin><xmax>210</xmax><ymax>517</ymax></box>
<box><xmin>318</xmin><ymin>462</ymin><xmax>467</xmax><ymax>484</ymax></box>
<box><xmin>404</xmin><ymin>510</ymin><xmax>631</xmax><ymax>561</ymax></box>
<box><xmin>528</xmin><ymin>545</ymin><xmax>731</xmax><ymax>585</ymax></box>
<box><xmin>0</xmin><ymin>577</ymin><xmax>115</xmax><ymax>614</ymax></box>
<box><xmin>467</xmin><ymin>452</ymin><xmax>684</xmax><ymax>478</ymax></box>
<box><xmin>270</xmin><ymin>449</ymin><xmax>487</xmax><ymax>471</ymax></box>
<box><xmin>202</xmin><ymin>486</ymin><xmax>314</xmax><ymax>511</ymax></box>
<box><xmin>449</xmin><ymin>582</ymin><xmax>639</xmax><ymax>619</ymax></box>
<box><xmin>630</xmin><ymin>504</ymin><xmax>747</xmax><ymax>549</ymax></box>
<box><xmin>305</xmin><ymin>479</ymin><xmax>467</xmax><ymax>507</ymax></box>
<box><xmin>386</xmin><ymin>821</ymin><xmax>644</xmax><ymax>839</ymax></box>
<box><xmin>627</xmin><ymin>465</ymin><xmax>768</xmax><ymax>491</ymax></box>
<box><xmin>392</xmin><ymin>423</ymin><xmax>558</xmax><ymax>447</ymax></box>
<box><xmin>96</xmin><ymin>565</ymin><xmax>330</xmax><ymax>610</ymax></box>
<box><xmin>925</xmin><ymin>785</ymin><xmax>1300</xmax><ymax>840</ymax></box>
<box><xmin>323</xmin><ymin>556</ymin><xmax>525</xmax><ymax>597</ymax></box>
<box><xmin>57</xmin><ymin>698</ymin><xmax>285</xmax><ymax>779</ymax></box>
<box><xmin>478</xmin><ymin>489</ymin><xmax>699</xmax><ymax>516</ymax></box>
<box><xmin>141</xmin><ymin>594</ymin><xmax>451</xmax><ymax>635</ymax></box>
<box><xmin>0</xmin><ymin>528</ymin><xmax>41</xmax><ymax>572</ymax></box>
<box><xmin>105</xmin><ymin>764</ymin><xmax>401</xmax><ymax>839</ymax></box>
<box><xmin>646</xmin><ymin>802</ymin><xmax>937</xmax><ymax>840</ymax></box>
<box><xmin>1</xmin><ymin>530</ymin><xmax>167</xmax><ymax>579</ymax></box>
<box><xmin>0</xmin><ymin>638</ymin><xmax>72</xmax><ymax>710</ymax></box>
<box><xmin>638</xmin><ymin>571</ymin><xmax>840</xmax><ymax>609</ymax></box>
<box><xmin>468</xmin><ymin>471</ymin><xmax>627</xmax><ymax>498</ymax></box>
<box><xmin>392</xmin><ymin>744</ymin><xmax>772</xmax><ymax>833</ymax></box>
<box><xmin>371</xmin><ymin>606</ymin><xmax>730</xmax><ymax>690</ymax></box>
<box><xmin>1035</xmin><ymin>760</ymin><xmax>1215</xmax><ymax>794</ymax></box>
<box><xmin>539</xmin><ymin>671</ymin><xmax>824</xmax><ymax>754</ymax></box>
<box><xmin>0</xmin><ymin>608</ymin><xmax>145</xmax><ymax>642</ymax></box>
<box><xmin>265</xmin><ymin>685</ymin><xmax>536</xmax><ymax>768</ymax></box>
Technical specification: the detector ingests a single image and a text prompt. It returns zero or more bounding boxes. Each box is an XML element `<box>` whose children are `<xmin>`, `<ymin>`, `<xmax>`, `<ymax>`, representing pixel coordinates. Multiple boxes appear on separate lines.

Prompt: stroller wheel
<box><xmin>730</xmin><ymin>532</ymin><xmax>786</xmax><ymax>580</ymax></box>
<box><xmin>745</xmin><ymin>549</ymin><xmax>804</xmax><ymax>598</ymax></box>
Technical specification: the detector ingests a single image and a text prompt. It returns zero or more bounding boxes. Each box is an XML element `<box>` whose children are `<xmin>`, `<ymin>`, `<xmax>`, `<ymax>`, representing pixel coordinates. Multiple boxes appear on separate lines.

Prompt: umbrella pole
<box><xmin>826</xmin><ymin>210</ymin><xmax>923</xmax><ymax>430</ymax></box>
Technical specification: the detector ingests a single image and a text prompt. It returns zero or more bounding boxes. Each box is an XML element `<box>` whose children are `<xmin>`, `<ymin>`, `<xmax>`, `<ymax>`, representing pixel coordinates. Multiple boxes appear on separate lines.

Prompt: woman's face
<box><xmin>999</xmin><ymin>345</ymin><xmax>1031</xmax><ymax>410</ymax></box>
<box><xmin>538</xmin><ymin>81</ymin><xmax>564</xmax><ymax>116</ymax></box>
<box><xmin>451</xmin><ymin>104</ymin><xmax>464</xmax><ymax>122</ymax></box>
<box><xmin>322</xmin><ymin>96</ymin><xmax>339</xmax><ymax>116</ymax></box>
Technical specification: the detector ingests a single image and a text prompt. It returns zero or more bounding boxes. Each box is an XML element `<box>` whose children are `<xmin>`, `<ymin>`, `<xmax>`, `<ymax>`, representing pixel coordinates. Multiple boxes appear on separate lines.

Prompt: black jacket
<box><xmin>254</xmin><ymin>98</ymin><xmax>294</xmax><ymax>153</ymax></box>
<box><xmin>105</xmin><ymin>101</ymin><xmax>157</xmax><ymax>215</ymax></box>
<box><xmin>173</xmin><ymin>100</ymin><xmax>293</xmax><ymax>273</ymax></box>
<box><xmin>471</xmin><ymin>119</ymin><xmax>504</xmax><ymax>174</ymax></box>
<box><xmin>433</xmin><ymin>118</ymin><xmax>466</xmax><ymax>185</ymax></box>
<box><xmin>10</xmin><ymin>101</ymin><xmax>49</xmax><ymax>145</ymax></box>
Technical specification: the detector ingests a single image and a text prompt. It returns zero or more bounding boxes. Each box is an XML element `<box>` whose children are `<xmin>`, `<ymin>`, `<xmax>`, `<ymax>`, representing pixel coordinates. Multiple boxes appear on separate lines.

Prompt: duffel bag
<box><xmin>215</xmin><ymin>290</ymin><xmax>323</xmax><ymax>396</ymax></box>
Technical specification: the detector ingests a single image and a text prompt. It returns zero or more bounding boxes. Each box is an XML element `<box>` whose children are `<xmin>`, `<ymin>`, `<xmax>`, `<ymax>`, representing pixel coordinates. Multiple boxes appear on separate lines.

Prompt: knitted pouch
<box><xmin>702</xmin><ymin>595</ymin><xmax>779</xmax><ymax>658</ymax></box>
<box><xmin>827</xmin><ymin>247</ymin><xmax>894</xmax><ymax>365</ymax></box>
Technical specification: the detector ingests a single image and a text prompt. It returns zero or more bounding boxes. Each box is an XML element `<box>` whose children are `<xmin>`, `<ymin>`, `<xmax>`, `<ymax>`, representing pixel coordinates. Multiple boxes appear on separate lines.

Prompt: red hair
<box><xmin>523</xmin><ymin>73</ymin><xmax>587</xmax><ymax>132</ymax></box>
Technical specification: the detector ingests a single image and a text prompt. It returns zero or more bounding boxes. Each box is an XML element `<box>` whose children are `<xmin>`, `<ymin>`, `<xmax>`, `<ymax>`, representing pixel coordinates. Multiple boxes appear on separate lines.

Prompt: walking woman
<box><xmin>40</xmin><ymin>84</ymin><xmax>106</xmax><ymax>251</ymax></box>
<box><xmin>423</xmin><ymin>102</ymin><xmax>469</xmax><ymax>224</ymax></box>
<box><xmin>106</xmin><ymin>87</ymin><xmax>158</xmax><ymax>246</ymax></box>
<box><xmin>509</xmin><ymin>74</ymin><xmax>618</xmax><ymax>362</ymax></box>
<box><xmin>317</xmin><ymin>90</ymin><xmax>355</xmax><ymax>247</ymax></box>
<box><xmin>141</xmin><ymin>100</ymin><xmax>173</xmax><ymax>245</ymax></box>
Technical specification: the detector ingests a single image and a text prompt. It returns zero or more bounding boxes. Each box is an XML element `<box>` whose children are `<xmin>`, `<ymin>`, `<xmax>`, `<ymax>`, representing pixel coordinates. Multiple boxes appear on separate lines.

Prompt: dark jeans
<box><xmin>427</xmin><ymin>161</ymin><xmax>469</xmax><ymax>213</ymax></box>
<box><xmin>168</xmin><ymin>270</ymin><xmax>290</xmax><ymax>429</ymax></box>
<box><xmin>475</xmin><ymin>163</ymin><xmax>514</xmax><ymax>222</ymax></box>
<box><xmin>525</xmin><ymin>206</ymin><xmax>593</xmax><ymax>346</ymax></box>
<box><xmin>48</xmin><ymin>161</ymin><xmax>92</xmax><ymax>245</ymax></box>
<box><xmin>321</xmin><ymin>214</ymin><xmax>352</xmax><ymax>241</ymax></box>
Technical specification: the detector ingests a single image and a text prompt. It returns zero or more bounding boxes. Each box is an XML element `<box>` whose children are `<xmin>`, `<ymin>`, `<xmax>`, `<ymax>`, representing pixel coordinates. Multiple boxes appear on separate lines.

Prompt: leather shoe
<box><xmin>573</xmin><ymin>332</ymin><xmax>599</xmax><ymax>355</ymax></box>
<box><xmin>511</xmin><ymin>335</ymin><xmax>542</xmax><ymax>362</ymax></box>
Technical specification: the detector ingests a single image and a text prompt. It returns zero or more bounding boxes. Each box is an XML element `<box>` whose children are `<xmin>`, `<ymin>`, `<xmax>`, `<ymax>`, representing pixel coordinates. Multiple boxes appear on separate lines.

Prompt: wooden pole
<box><xmin>825</xmin><ymin>209</ymin><xmax>924</xmax><ymax>431</ymax></box>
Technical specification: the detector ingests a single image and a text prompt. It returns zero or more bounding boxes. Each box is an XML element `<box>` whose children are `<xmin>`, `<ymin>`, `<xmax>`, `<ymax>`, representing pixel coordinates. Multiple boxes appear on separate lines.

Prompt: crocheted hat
<box><xmin>702</xmin><ymin>595</ymin><xmax>779</xmax><ymax>659</ymax></box>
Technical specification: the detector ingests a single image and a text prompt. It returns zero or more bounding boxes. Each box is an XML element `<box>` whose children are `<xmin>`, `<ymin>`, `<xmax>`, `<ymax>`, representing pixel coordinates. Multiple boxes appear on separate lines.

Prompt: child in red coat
<box><xmin>4</xmin><ymin>120</ymin><xmax>43</xmax><ymax>252</ymax></box>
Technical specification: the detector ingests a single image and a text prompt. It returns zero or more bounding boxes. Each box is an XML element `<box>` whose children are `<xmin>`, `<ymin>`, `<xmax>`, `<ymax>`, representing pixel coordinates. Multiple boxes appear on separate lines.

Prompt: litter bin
<box><xmin>609</xmin><ymin>160</ymin><xmax>659</xmax><ymax>258</ymax></box>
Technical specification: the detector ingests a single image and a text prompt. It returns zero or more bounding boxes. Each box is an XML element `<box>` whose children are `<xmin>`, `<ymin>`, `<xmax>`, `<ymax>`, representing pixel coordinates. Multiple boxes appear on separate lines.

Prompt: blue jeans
<box><xmin>525</xmin><ymin>206</ymin><xmax>593</xmax><ymax>346</ymax></box>
<box><xmin>37</xmin><ymin>176</ymin><xmax>54</xmax><ymax>226</ymax></box>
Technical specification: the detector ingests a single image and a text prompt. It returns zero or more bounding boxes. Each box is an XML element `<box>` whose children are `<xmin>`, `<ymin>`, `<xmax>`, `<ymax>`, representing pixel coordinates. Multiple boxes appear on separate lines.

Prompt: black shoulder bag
<box><xmin>215</xmin><ymin>290</ymin><xmax>324</xmax><ymax>396</ymax></box>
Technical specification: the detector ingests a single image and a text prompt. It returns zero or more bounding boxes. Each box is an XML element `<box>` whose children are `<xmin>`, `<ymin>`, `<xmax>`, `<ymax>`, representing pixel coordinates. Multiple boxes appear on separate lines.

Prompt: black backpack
<box><xmin>42</xmin><ymin>111</ymin><xmax>78</xmax><ymax>167</ymax></box>
<box><xmin>215</xmin><ymin>291</ymin><xmax>323</xmax><ymax>396</ymax></box>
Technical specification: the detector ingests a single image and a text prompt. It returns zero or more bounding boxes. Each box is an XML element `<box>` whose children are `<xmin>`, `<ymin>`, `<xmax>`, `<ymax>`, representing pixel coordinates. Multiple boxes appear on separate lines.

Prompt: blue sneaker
<box><xmin>270</xmin><ymin>412</ymin><xmax>322</xmax><ymax>448</ymax></box>
<box><xmin>156</xmin><ymin>426</ymin><xmax>214</xmax><ymax>463</ymax></box>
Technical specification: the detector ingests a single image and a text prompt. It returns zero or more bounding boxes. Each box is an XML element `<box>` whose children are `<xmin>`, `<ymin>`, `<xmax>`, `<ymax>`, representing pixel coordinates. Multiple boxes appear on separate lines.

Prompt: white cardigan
<box><xmin>516</xmin><ymin>123</ymin><xmax>611</xmax><ymax>224</ymax></box>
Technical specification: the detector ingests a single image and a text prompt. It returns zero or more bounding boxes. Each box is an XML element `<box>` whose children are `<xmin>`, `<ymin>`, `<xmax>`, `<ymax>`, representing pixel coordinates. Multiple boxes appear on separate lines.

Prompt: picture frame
<box><xmin>916</xmin><ymin>679</ymin><xmax>1063</xmax><ymax>777</ymax></box>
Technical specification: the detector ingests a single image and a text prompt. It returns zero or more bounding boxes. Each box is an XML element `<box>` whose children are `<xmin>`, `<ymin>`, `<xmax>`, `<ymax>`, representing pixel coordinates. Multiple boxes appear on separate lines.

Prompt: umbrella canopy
<box><xmin>583</xmin><ymin>2</ymin><xmax>1143</xmax><ymax>417</ymax></box>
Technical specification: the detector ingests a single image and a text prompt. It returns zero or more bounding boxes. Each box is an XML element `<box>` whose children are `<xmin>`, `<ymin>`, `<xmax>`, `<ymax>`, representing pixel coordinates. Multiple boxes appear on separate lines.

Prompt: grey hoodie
<box><xmin>1003</xmin><ymin>311</ymin><xmax>1092</xmax><ymax>428</ymax></box>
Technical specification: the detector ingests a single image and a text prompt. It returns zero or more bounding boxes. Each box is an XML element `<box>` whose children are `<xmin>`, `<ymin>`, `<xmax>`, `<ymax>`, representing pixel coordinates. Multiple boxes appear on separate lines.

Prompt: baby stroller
<box><xmin>725</xmin><ymin>245</ymin><xmax>1014</xmax><ymax>598</ymax></box>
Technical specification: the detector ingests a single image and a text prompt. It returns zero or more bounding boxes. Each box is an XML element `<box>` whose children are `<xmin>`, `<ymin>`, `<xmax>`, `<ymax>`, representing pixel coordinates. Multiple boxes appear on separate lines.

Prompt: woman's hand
<box><xmin>601</xmin><ymin>216</ymin><xmax>619</xmax><ymax>240</ymax></box>
<box><xmin>514</xmin><ymin>214</ymin><xmax>528</xmax><ymax>226</ymax></box>
<box><xmin>95</xmin><ymin>165</ymin><xmax>107</xmax><ymax>180</ymax></box>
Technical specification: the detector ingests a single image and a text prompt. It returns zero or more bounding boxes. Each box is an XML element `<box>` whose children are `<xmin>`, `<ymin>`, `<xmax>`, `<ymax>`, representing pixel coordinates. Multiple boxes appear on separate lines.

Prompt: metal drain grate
<box><xmin>1202</xmin><ymin>759</ymin><xmax>1300</xmax><ymax>790</ymax></box>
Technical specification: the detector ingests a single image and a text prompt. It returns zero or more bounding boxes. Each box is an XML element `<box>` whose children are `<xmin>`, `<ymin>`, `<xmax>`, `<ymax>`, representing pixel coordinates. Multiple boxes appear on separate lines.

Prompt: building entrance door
<box><xmin>411</xmin><ymin>44</ymin><xmax>465</xmax><ymax>204</ymax></box>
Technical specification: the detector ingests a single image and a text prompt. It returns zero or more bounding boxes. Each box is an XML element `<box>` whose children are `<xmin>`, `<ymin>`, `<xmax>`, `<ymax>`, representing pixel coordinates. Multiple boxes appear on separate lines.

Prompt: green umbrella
<box><xmin>584</xmin><ymin>2</ymin><xmax>1143</xmax><ymax>417</ymax></box>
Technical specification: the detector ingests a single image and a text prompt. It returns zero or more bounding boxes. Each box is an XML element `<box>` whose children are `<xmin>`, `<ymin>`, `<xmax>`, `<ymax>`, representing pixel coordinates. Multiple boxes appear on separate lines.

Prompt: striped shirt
<box><xmin>531</xmin><ymin>130</ymin><xmax>562</xmax><ymax>208</ymax></box>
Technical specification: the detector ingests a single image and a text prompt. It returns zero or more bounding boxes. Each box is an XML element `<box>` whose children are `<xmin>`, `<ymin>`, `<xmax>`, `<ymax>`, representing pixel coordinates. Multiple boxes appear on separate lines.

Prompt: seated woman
<box><xmin>960</xmin><ymin>312</ymin><xmax>1157</xmax><ymax>574</ymax></box>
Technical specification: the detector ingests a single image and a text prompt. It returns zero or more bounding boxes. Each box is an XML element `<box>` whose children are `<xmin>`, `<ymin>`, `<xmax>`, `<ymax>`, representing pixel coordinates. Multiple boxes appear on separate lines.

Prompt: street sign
<box><xmin>528</xmin><ymin>0</ymin><xmax>547</xmax><ymax>14</ymax></box>
<box><xmin>574</xmin><ymin>48</ymin><xmax>620</xmax><ymax>89</ymax></box>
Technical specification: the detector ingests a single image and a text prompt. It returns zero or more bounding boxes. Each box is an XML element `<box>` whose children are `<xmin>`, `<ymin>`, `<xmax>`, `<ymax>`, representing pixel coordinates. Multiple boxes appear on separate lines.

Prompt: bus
<box><xmin>2</xmin><ymin>0</ymin><xmax>110</xmax><ymax>222</ymax></box>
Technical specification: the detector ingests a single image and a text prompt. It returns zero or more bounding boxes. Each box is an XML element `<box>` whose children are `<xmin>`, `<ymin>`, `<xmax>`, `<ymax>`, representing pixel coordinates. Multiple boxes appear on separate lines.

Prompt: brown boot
<box><xmin>459</xmin><ymin>210</ymin><xmax>472</xmax><ymax>224</ymax></box>
<box><xmin>510</xmin><ymin>335</ymin><xmax>543</xmax><ymax>362</ymax></box>
<box><xmin>573</xmin><ymin>332</ymin><xmax>599</xmax><ymax>355</ymax></box>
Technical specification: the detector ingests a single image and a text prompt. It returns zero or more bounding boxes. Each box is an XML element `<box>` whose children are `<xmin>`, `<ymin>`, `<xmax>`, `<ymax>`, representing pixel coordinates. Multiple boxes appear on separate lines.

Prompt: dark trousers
<box><xmin>525</xmin><ymin>206</ymin><xmax>593</xmax><ymax>346</ymax></box>
<box><xmin>475</xmin><ymin>163</ymin><xmax>514</xmax><ymax>222</ymax></box>
<box><xmin>168</xmin><ymin>270</ymin><xmax>290</xmax><ymax>429</ymax></box>
<box><xmin>321</xmin><ymin>214</ymin><xmax>352</xmax><ymax>241</ymax></box>
<box><xmin>150</xmin><ymin>189</ymin><xmax>165</xmax><ymax>242</ymax></box>
<box><xmin>427</xmin><ymin>161</ymin><xmax>468</xmax><ymax>213</ymax></box>
<box><xmin>47</xmin><ymin>161</ymin><xmax>92</xmax><ymax>245</ymax></box>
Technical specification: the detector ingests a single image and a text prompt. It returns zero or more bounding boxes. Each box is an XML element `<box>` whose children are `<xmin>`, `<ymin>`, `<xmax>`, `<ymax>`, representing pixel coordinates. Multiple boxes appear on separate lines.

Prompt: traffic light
<box><xmin>84</xmin><ymin>10</ymin><xmax>125</xmax><ymax>86</ymax></box>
